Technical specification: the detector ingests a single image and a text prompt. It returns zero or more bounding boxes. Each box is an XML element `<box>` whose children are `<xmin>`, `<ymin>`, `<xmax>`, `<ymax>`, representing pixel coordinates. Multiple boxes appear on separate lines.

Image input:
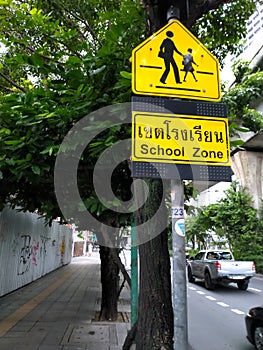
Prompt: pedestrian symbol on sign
<box><xmin>132</xmin><ymin>19</ymin><xmax>221</xmax><ymax>101</ymax></box>
<box><xmin>158</xmin><ymin>31</ymin><xmax>183</xmax><ymax>85</ymax></box>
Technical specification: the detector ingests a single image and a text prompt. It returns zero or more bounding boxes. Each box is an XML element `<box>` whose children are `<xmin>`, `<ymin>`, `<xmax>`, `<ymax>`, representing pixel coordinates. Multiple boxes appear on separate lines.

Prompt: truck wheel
<box><xmin>204</xmin><ymin>272</ymin><xmax>215</xmax><ymax>290</ymax></box>
<box><xmin>187</xmin><ymin>267</ymin><xmax>195</xmax><ymax>283</ymax></box>
<box><xmin>237</xmin><ymin>280</ymin><xmax>249</xmax><ymax>291</ymax></box>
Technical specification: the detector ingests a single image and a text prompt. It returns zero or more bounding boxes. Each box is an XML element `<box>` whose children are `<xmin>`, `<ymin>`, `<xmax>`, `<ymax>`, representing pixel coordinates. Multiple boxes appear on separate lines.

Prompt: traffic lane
<box><xmin>188</xmin><ymin>277</ymin><xmax>262</xmax><ymax>315</ymax></box>
<box><xmin>249</xmin><ymin>275</ymin><xmax>263</xmax><ymax>291</ymax></box>
<box><xmin>189</xmin><ymin>275</ymin><xmax>263</xmax><ymax>293</ymax></box>
<box><xmin>188</xmin><ymin>285</ymin><xmax>254</xmax><ymax>350</ymax></box>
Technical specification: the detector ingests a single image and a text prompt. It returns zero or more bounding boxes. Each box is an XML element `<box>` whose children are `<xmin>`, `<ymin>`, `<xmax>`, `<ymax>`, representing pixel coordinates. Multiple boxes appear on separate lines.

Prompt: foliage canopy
<box><xmin>186</xmin><ymin>182</ymin><xmax>263</xmax><ymax>271</ymax></box>
<box><xmin>0</xmin><ymin>0</ymin><xmax>262</xmax><ymax>225</ymax></box>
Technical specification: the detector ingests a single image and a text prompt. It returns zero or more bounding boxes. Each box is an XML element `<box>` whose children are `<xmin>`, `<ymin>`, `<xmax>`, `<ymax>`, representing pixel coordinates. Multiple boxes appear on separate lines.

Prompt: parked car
<box><xmin>187</xmin><ymin>249</ymin><xmax>255</xmax><ymax>290</ymax></box>
<box><xmin>245</xmin><ymin>306</ymin><xmax>263</xmax><ymax>349</ymax></box>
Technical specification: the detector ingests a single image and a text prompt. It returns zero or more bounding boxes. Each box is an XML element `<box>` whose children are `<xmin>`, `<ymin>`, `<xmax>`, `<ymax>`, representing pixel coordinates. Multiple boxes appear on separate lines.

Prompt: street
<box><xmin>188</xmin><ymin>276</ymin><xmax>263</xmax><ymax>349</ymax></box>
<box><xmin>125</xmin><ymin>251</ymin><xmax>260</xmax><ymax>349</ymax></box>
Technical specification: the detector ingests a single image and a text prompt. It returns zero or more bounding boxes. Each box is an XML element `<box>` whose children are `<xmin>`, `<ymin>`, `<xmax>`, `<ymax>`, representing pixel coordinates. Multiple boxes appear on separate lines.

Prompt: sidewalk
<box><xmin>0</xmin><ymin>252</ymin><xmax>130</xmax><ymax>350</ymax></box>
<box><xmin>0</xmin><ymin>252</ymin><xmax>194</xmax><ymax>350</ymax></box>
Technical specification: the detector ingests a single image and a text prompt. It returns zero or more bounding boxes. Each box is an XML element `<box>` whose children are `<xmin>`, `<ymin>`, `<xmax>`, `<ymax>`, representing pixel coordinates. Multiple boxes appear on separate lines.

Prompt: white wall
<box><xmin>221</xmin><ymin>3</ymin><xmax>263</xmax><ymax>85</ymax></box>
<box><xmin>191</xmin><ymin>182</ymin><xmax>230</xmax><ymax>208</ymax></box>
<box><xmin>0</xmin><ymin>207</ymin><xmax>72</xmax><ymax>297</ymax></box>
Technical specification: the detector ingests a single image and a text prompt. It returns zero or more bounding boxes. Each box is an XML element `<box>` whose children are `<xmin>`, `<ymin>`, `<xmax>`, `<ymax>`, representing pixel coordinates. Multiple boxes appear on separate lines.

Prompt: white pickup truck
<box><xmin>187</xmin><ymin>249</ymin><xmax>255</xmax><ymax>290</ymax></box>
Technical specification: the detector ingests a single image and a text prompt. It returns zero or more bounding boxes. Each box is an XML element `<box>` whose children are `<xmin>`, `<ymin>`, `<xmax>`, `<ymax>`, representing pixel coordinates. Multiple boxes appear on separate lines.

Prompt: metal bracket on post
<box><xmin>167</xmin><ymin>1</ymin><xmax>189</xmax><ymax>22</ymax></box>
<box><xmin>167</xmin><ymin>5</ymin><xmax>180</xmax><ymax>22</ymax></box>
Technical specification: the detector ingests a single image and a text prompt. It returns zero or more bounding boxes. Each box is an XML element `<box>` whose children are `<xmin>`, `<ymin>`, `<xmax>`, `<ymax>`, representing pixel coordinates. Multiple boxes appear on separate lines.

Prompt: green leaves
<box><xmin>120</xmin><ymin>71</ymin><xmax>132</xmax><ymax>80</ymax></box>
<box><xmin>0</xmin><ymin>127</ymin><xmax>11</xmax><ymax>135</ymax></box>
<box><xmin>192</xmin><ymin>0</ymin><xmax>257</xmax><ymax>65</ymax></box>
<box><xmin>31</xmin><ymin>165</ymin><xmax>41</xmax><ymax>175</ymax></box>
<box><xmin>222</xmin><ymin>62</ymin><xmax>263</xmax><ymax>136</ymax></box>
<box><xmin>186</xmin><ymin>182</ymin><xmax>263</xmax><ymax>267</ymax></box>
<box><xmin>0</xmin><ymin>0</ymin><xmax>143</xmax><ymax>224</ymax></box>
<box><xmin>1</xmin><ymin>0</ymin><xmax>260</xmax><ymax>233</ymax></box>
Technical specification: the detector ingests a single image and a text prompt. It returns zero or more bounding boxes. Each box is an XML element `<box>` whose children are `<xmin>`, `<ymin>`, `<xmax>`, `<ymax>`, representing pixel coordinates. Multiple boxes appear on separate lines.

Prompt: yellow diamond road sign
<box><xmin>132</xmin><ymin>20</ymin><xmax>221</xmax><ymax>102</ymax></box>
<box><xmin>132</xmin><ymin>112</ymin><xmax>230</xmax><ymax>166</ymax></box>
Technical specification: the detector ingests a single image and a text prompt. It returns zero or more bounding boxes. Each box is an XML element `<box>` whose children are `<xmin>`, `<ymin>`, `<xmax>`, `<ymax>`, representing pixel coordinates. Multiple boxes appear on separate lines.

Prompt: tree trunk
<box><xmin>99</xmin><ymin>246</ymin><xmax>120</xmax><ymax>321</ymax></box>
<box><xmin>123</xmin><ymin>2</ymin><xmax>175</xmax><ymax>347</ymax></box>
<box><xmin>136</xmin><ymin>231</ymin><xmax>173</xmax><ymax>349</ymax></box>
<box><xmin>123</xmin><ymin>5</ymin><xmax>175</xmax><ymax>348</ymax></box>
<box><xmin>134</xmin><ymin>178</ymin><xmax>174</xmax><ymax>349</ymax></box>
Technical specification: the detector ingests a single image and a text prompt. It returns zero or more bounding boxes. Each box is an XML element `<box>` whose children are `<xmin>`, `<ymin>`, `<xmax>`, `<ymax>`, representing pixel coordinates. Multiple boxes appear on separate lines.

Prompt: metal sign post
<box><xmin>171</xmin><ymin>179</ymin><xmax>187</xmax><ymax>350</ymax></box>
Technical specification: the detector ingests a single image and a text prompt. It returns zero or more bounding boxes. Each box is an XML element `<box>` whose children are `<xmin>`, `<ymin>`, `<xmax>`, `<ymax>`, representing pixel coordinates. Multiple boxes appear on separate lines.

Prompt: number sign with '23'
<box><xmin>172</xmin><ymin>207</ymin><xmax>184</xmax><ymax>219</ymax></box>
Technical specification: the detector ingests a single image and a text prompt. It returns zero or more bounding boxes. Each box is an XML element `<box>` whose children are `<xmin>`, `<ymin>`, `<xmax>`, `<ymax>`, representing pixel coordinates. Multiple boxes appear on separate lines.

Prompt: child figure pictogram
<box><xmin>182</xmin><ymin>48</ymin><xmax>198</xmax><ymax>82</ymax></box>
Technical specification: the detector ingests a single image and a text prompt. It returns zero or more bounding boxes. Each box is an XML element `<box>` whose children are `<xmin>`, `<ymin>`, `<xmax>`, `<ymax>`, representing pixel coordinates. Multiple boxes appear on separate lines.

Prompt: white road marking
<box><xmin>248</xmin><ymin>287</ymin><xmax>261</xmax><ymax>292</ymax></box>
<box><xmin>231</xmin><ymin>309</ymin><xmax>245</xmax><ymax>315</ymax></box>
<box><xmin>217</xmin><ymin>302</ymin><xmax>229</xmax><ymax>307</ymax></box>
<box><xmin>188</xmin><ymin>284</ymin><xmax>254</xmax><ymax>316</ymax></box>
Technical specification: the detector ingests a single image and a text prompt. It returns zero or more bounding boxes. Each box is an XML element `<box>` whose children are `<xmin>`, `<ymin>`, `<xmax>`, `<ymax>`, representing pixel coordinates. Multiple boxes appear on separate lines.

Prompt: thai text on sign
<box><xmin>132</xmin><ymin>112</ymin><xmax>230</xmax><ymax>166</ymax></box>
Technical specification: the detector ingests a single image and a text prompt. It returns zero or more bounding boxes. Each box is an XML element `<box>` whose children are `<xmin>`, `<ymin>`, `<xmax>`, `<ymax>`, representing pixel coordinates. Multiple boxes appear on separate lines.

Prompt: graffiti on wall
<box><xmin>17</xmin><ymin>235</ymin><xmax>32</xmax><ymax>275</ymax></box>
<box><xmin>60</xmin><ymin>236</ymin><xmax>65</xmax><ymax>265</ymax></box>
<box><xmin>17</xmin><ymin>234</ymin><xmax>53</xmax><ymax>275</ymax></box>
<box><xmin>40</xmin><ymin>235</ymin><xmax>52</xmax><ymax>258</ymax></box>
<box><xmin>32</xmin><ymin>240</ymin><xmax>40</xmax><ymax>266</ymax></box>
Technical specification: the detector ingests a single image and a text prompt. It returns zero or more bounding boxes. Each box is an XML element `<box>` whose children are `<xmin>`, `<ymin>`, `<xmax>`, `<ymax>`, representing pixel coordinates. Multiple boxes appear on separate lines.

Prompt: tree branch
<box><xmin>186</xmin><ymin>0</ymin><xmax>234</xmax><ymax>27</ymax></box>
<box><xmin>122</xmin><ymin>321</ymin><xmax>137</xmax><ymax>350</ymax></box>
<box><xmin>112</xmin><ymin>248</ymin><xmax>131</xmax><ymax>288</ymax></box>
<box><xmin>0</xmin><ymin>72</ymin><xmax>25</xmax><ymax>92</ymax></box>
<box><xmin>53</xmin><ymin>0</ymin><xmax>102</xmax><ymax>48</ymax></box>
<box><xmin>71</xmin><ymin>7</ymin><xmax>103</xmax><ymax>48</ymax></box>
<box><xmin>0</xmin><ymin>83</ymin><xmax>16</xmax><ymax>93</ymax></box>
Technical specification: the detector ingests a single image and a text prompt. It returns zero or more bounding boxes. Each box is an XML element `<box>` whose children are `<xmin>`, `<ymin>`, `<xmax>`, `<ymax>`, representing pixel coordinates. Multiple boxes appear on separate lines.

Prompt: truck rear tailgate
<box><xmin>218</xmin><ymin>261</ymin><xmax>255</xmax><ymax>278</ymax></box>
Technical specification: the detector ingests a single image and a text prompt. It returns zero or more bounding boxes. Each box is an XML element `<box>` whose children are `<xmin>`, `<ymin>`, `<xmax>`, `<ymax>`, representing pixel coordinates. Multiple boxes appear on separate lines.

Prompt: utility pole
<box><xmin>167</xmin><ymin>4</ymin><xmax>188</xmax><ymax>349</ymax></box>
<box><xmin>171</xmin><ymin>179</ymin><xmax>188</xmax><ymax>350</ymax></box>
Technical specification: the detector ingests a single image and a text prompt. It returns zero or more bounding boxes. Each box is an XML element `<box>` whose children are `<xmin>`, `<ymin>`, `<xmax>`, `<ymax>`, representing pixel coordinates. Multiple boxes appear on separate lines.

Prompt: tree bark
<box><xmin>99</xmin><ymin>246</ymin><xmax>120</xmax><ymax>321</ymax></box>
<box><xmin>134</xmin><ymin>179</ymin><xmax>174</xmax><ymax>349</ymax></box>
<box><xmin>136</xmin><ymin>231</ymin><xmax>173</xmax><ymax>349</ymax></box>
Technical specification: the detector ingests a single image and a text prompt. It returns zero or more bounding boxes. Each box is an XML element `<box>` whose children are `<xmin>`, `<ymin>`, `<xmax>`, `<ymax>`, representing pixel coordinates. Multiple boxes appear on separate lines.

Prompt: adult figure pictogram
<box><xmin>158</xmin><ymin>31</ymin><xmax>183</xmax><ymax>84</ymax></box>
<box><xmin>182</xmin><ymin>48</ymin><xmax>198</xmax><ymax>82</ymax></box>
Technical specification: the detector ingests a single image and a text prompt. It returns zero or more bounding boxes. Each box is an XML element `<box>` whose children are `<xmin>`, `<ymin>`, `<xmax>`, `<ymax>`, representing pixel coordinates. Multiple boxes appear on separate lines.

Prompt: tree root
<box><xmin>123</xmin><ymin>321</ymin><xmax>137</xmax><ymax>350</ymax></box>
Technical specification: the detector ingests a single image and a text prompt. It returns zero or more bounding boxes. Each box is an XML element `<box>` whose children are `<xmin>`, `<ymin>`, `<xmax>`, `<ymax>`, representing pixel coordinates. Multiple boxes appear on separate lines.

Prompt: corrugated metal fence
<box><xmin>0</xmin><ymin>207</ymin><xmax>72</xmax><ymax>297</ymax></box>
